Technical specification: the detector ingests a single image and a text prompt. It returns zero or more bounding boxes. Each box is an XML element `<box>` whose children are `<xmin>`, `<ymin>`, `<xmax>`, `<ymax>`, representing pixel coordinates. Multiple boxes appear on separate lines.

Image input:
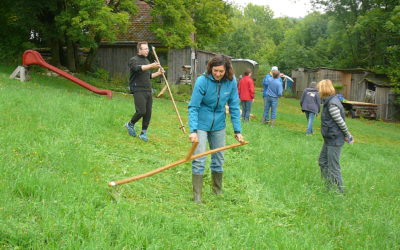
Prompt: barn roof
<box><xmin>114</xmin><ymin>0</ymin><xmax>162</xmax><ymax>44</ymax></box>
<box><xmin>364</xmin><ymin>74</ymin><xmax>392</xmax><ymax>87</ymax></box>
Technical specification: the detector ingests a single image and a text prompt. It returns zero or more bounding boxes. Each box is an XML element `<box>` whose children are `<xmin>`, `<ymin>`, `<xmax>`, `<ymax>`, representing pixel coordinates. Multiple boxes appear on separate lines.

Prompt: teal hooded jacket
<box><xmin>188</xmin><ymin>73</ymin><xmax>241</xmax><ymax>133</ymax></box>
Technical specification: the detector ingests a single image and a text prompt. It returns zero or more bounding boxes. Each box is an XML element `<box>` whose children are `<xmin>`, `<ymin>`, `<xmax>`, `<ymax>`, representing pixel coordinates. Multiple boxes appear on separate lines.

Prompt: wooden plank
<box><xmin>341</xmin><ymin>72</ymin><xmax>351</xmax><ymax>99</ymax></box>
<box><xmin>343</xmin><ymin>101</ymin><xmax>378</xmax><ymax>107</ymax></box>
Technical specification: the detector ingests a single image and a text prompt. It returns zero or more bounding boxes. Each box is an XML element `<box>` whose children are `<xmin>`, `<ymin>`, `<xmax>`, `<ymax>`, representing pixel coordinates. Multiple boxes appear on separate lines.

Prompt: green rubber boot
<box><xmin>270</xmin><ymin>119</ymin><xmax>276</xmax><ymax>127</ymax></box>
<box><xmin>192</xmin><ymin>174</ymin><xmax>203</xmax><ymax>203</ymax></box>
<box><xmin>212</xmin><ymin>172</ymin><xmax>223</xmax><ymax>194</ymax></box>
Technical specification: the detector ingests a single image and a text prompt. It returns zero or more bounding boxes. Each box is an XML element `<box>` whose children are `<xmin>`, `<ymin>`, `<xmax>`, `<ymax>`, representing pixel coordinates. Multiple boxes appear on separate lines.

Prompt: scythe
<box><xmin>152</xmin><ymin>46</ymin><xmax>186</xmax><ymax>134</ymax></box>
<box><xmin>108</xmin><ymin>140</ymin><xmax>249</xmax><ymax>187</ymax></box>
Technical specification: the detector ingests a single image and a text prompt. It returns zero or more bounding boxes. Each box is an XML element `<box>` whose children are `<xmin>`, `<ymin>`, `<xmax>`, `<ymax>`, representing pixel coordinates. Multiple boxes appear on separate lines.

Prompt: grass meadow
<box><xmin>1</xmin><ymin>64</ymin><xmax>399</xmax><ymax>249</ymax></box>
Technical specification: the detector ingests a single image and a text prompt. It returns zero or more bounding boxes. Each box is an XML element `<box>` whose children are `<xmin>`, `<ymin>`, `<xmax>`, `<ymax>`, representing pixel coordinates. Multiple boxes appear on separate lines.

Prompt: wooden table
<box><xmin>341</xmin><ymin>101</ymin><xmax>379</xmax><ymax>119</ymax></box>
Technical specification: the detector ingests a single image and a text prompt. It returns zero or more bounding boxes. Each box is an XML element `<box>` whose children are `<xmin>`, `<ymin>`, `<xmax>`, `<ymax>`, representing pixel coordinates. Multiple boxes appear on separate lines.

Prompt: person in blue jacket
<box><xmin>262</xmin><ymin>66</ymin><xmax>283</xmax><ymax>127</ymax></box>
<box><xmin>188</xmin><ymin>55</ymin><xmax>244</xmax><ymax>203</ymax></box>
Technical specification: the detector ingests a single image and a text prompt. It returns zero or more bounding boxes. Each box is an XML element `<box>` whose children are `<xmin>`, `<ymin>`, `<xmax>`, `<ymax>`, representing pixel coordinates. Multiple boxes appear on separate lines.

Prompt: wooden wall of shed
<box><xmin>94</xmin><ymin>45</ymin><xmax>167</xmax><ymax>79</ymax></box>
<box><xmin>375</xmin><ymin>87</ymin><xmax>390</xmax><ymax>119</ymax></box>
<box><xmin>317</xmin><ymin>69</ymin><xmax>342</xmax><ymax>88</ymax></box>
<box><xmin>350</xmin><ymin>74</ymin><xmax>367</xmax><ymax>102</ymax></box>
<box><xmin>308</xmin><ymin>72</ymin><xmax>317</xmax><ymax>84</ymax></box>
<box><xmin>291</xmin><ymin>70</ymin><xmax>307</xmax><ymax>97</ymax></box>
<box><xmin>341</xmin><ymin>73</ymin><xmax>351</xmax><ymax>98</ymax></box>
<box><xmin>315</xmin><ymin>70</ymin><xmax>352</xmax><ymax>99</ymax></box>
<box><xmin>196</xmin><ymin>51</ymin><xmax>215</xmax><ymax>79</ymax></box>
<box><xmin>167</xmin><ymin>48</ymin><xmax>215</xmax><ymax>85</ymax></box>
<box><xmin>292</xmin><ymin>70</ymin><xmax>321</xmax><ymax>97</ymax></box>
<box><xmin>167</xmin><ymin>48</ymin><xmax>191</xmax><ymax>84</ymax></box>
<box><xmin>94</xmin><ymin>46</ymin><xmax>135</xmax><ymax>77</ymax></box>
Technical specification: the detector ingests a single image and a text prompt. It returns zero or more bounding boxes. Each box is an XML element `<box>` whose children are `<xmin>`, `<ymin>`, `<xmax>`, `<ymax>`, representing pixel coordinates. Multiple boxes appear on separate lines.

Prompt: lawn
<box><xmin>1</xmin><ymin>65</ymin><xmax>399</xmax><ymax>249</ymax></box>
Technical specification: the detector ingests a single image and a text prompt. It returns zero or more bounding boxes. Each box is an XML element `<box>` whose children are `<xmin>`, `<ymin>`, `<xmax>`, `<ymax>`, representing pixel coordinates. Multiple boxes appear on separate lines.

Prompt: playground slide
<box><xmin>22</xmin><ymin>50</ymin><xmax>112</xmax><ymax>98</ymax></box>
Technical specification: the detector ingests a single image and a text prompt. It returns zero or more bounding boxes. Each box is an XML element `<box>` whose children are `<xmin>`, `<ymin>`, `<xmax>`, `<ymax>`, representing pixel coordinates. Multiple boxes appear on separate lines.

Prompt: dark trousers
<box><xmin>130</xmin><ymin>91</ymin><xmax>152</xmax><ymax>130</ymax></box>
<box><xmin>318</xmin><ymin>142</ymin><xmax>344</xmax><ymax>192</ymax></box>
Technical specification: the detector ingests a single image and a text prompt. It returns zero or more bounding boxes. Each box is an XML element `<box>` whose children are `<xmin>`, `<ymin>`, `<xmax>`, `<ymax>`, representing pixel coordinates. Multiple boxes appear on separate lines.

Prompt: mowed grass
<box><xmin>1</xmin><ymin>65</ymin><xmax>399</xmax><ymax>249</ymax></box>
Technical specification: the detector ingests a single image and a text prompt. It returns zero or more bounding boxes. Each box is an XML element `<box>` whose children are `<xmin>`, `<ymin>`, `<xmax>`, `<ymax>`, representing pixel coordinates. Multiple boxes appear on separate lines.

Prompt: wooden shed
<box><xmin>167</xmin><ymin>48</ymin><xmax>221</xmax><ymax>85</ymax></box>
<box><xmin>291</xmin><ymin>67</ymin><xmax>399</xmax><ymax>120</ymax></box>
<box><xmin>231</xmin><ymin>59</ymin><xmax>259</xmax><ymax>81</ymax></box>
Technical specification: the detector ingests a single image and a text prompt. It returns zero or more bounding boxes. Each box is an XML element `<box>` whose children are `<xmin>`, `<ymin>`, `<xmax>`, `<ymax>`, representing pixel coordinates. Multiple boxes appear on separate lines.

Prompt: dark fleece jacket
<box><xmin>300</xmin><ymin>87</ymin><xmax>321</xmax><ymax>114</ymax></box>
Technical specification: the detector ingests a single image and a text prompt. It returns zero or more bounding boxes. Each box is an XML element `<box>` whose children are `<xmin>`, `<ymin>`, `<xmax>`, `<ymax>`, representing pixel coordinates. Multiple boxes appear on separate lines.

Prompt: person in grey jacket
<box><xmin>317</xmin><ymin>79</ymin><xmax>354</xmax><ymax>193</ymax></box>
<box><xmin>300</xmin><ymin>82</ymin><xmax>321</xmax><ymax>135</ymax></box>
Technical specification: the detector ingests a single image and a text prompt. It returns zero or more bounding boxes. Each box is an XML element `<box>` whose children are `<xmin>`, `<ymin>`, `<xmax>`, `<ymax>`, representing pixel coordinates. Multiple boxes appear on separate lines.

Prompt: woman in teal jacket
<box><xmin>188</xmin><ymin>55</ymin><xmax>244</xmax><ymax>203</ymax></box>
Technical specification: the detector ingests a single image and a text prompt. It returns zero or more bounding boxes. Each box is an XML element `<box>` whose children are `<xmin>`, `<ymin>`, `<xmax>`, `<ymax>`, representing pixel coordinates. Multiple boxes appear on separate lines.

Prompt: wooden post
<box><xmin>152</xmin><ymin>46</ymin><xmax>186</xmax><ymax>134</ymax></box>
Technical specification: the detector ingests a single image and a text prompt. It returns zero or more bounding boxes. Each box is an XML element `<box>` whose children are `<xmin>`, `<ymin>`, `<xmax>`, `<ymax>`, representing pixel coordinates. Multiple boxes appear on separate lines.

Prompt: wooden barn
<box><xmin>93</xmin><ymin>0</ymin><xmax>261</xmax><ymax>93</ymax></box>
<box><xmin>93</xmin><ymin>1</ymin><xmax>231</xmax><ymax>87</ymax></box>
<box><xmin>291</xmin><ymin>67</ymin><xmax>399</xmax><ymax>120</ymax></box>
<box><xmin>93</xmin><ymin>0</ymin><xmax>167</xmax><ymax>80</ymax></box>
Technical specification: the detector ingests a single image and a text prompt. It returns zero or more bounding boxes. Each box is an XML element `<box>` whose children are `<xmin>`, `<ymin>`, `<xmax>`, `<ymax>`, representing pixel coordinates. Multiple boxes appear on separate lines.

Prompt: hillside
<box><xmin>1</xmin><ymin>66</ymin><xmax>399</xmax><ymax>248</ymax></box>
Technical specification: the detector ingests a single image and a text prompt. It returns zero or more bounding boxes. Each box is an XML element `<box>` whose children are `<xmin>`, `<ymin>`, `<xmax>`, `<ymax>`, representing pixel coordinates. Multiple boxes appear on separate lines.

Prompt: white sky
<box><xmin>227</xmin><ymin>0</ymin><xmax>314</xmax><ymax>18</ymax></box>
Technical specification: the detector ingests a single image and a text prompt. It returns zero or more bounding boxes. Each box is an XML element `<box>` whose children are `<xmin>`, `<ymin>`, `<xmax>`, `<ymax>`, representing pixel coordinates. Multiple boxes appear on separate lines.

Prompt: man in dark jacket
<box><xmin>125</xmin><ymin>41</ymin><xmax>163</xmax><ymax>142</ymax></box>
<box><xmin>300</xmin><ymin>81</ymin><xmax>321</xmax><ymax>135</ymax></box>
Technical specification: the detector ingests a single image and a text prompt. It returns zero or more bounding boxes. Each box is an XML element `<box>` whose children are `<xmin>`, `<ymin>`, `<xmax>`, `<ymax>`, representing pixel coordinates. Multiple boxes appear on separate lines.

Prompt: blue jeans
<box><xmin>263</xmin><ymin>96</ymin><xmax>278</xmax><ymax>121</ymax></box>
<box><xmin>305</xmin><ymin>111</ymin><xmax>315</xmax><ymax>134</ymax></box>
<box><xmin>241</xmin><ymin>101</ymin><xmax>252</xmax><ymax>121</ymax></box>
<box><xmin>192</xmin><ymin>129</ymin><xmax>225</xmax><ymax>175</ymax></box>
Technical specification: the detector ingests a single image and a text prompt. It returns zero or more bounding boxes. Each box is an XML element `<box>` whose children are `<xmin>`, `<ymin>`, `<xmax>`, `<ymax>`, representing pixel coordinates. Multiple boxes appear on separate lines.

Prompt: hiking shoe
<box><xmin>125</xmin><ymin>122</ymin><xmax>136</xmax><ymax>137</ymax></box>
<box><xmin>139</xmin><ymin>132</ymin><xmax>148</xmax><ymax>142</ymax></box>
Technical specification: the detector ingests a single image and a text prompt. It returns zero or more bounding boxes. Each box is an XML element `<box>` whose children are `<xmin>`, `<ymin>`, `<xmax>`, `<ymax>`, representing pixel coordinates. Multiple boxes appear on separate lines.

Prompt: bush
<box><xmin>283</xmin><ymin>89</ymin><xmax>296</xmax><ymax>98</ymax></box>
<box><xmin>154</xmin><ymin>83</ymin><xmax>192</xmax><ymax>102</ymax></box>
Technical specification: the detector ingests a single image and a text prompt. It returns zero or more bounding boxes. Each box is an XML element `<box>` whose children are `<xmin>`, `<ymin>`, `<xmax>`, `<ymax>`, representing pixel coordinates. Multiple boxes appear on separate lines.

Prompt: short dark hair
<box><xmin>137</xmin><ymin>41</ymin><xmax>148</xmax><ymax>52</ymax></box>
<box><xmin>310</xmin><ymin>81</ymin><xmax>317</xmax><ymax>88</ymax></box>
<box><xmin>244</xmin><ymin>68</ymin><xmax>252</xmax><ymax>76</ymax></box>
<box><xmin>206</xmin><ymin>55</ymin><xmax>234</xmax><ymax>81</ymax></box>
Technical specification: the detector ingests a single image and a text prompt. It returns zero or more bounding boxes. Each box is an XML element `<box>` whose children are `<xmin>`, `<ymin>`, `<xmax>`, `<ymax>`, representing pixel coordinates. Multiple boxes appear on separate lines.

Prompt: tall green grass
<box><xmin>1</xmin><ymin>65</ymin><xmax>399</xmax><ymax>248</ymax></box>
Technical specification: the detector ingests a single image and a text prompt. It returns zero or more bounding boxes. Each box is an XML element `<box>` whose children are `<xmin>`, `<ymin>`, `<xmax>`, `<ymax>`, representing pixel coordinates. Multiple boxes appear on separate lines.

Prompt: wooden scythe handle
<box><xmin>108</xmin><ymin>141</ymin><xmax>248</xmax><ymax>187</ymax></box>
<box><xmin>156</xmin><ymin>85</ymin><xmax>168</xmax><ymax>98</ymax></box>
<box><xmin>186</xmin><ymin>141</ymin><xmax>199</xmax><ymax>160</ymax></box>
<box><xmin>151</xmin><ymin>47</ymin><xmax>186</xmax><ymax>134</ymax></box>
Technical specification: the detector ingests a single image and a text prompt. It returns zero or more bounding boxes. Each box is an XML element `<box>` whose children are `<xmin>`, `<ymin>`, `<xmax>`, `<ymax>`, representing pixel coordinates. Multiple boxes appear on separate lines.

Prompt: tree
<box><xmin>0</xmin><ymin>0</ymin><xmax>62</xmax><ymax>64</ymax></box>
<box><xmin>312</xmin><ymin>0</ymin><xmax>400</xmax><ymax>99</ymax></box>
<box><xmin>0</xmin><ymin>0</ymin><xmax>136</xmax><ymax>71</ymax></box>
<box><xmin>148</xmin><ymin>0</ymin><xmax>232</xmax><ymax>48</ymax></box>
<box><xmin>204</xmin><ymin>4</ymin><xmax>282</xmax><ymax>59</ymax></box>
<box><xmin>385</xmin><ymin>5</ymin><xmax>400</xmax><ymax>99</ymax></box>
<box><xmin>56</xmin><ymin>0</ymin><xmax>137</xmax><ymax>71</ymax></box>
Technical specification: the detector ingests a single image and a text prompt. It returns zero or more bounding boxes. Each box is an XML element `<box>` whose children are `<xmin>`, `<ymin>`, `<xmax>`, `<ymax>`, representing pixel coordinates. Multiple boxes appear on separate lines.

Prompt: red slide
<box><xmin>22</xmin><ymin>50</ymin><xmax>112</xmax><ymax>98</ymax></box>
